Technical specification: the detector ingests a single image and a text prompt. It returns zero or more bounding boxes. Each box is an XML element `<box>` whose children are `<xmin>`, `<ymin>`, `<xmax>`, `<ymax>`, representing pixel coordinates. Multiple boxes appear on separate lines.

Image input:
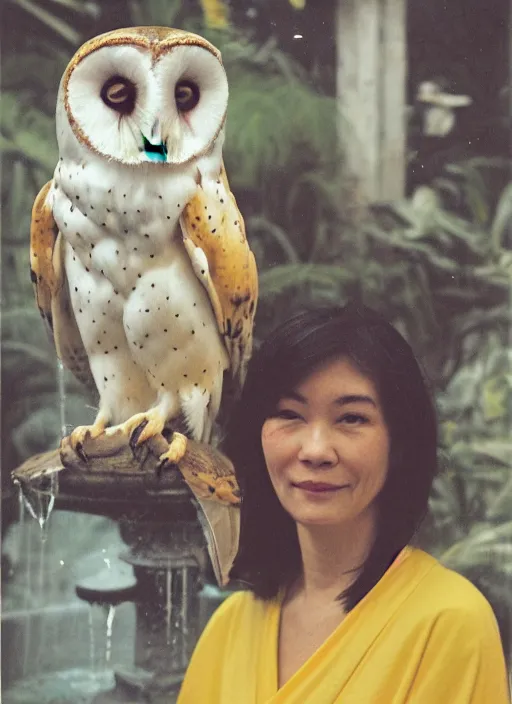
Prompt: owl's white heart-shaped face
<box><xmin>57</xmin><ymin>27</ymin><xmax>228</xmax><ymax>166</ymax></box>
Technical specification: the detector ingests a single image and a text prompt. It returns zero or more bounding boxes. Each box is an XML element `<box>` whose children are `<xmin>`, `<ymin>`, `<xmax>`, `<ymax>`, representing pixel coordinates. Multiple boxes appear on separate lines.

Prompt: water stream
<box><xmin>165</xmin><ymin>568</ymin><xmax>173</xmax><ymax>647</ymax></box>
<box><xmin>104</xmin><ymin>605</ymin><xmax>116</xmax><ymax>666</ymax></box>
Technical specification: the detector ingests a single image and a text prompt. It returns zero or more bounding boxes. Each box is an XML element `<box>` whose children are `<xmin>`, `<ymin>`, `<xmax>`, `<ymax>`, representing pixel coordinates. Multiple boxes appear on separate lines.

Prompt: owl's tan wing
<box><xmin>30</xmin><ymin>182</ymin><xmax>58</xmax><ymax>332</ymax></box>
<box><xmin>177</xmin><ymin>443</ymin><xmax>240</xmax><ymax>586</ymax></box>
<box><xmin>30</xmin><ymin>181</ymin><xmax>95</xmax><ymax>391</ymax></box>
<box><xmin>180</xmin><ymin>162</ymin><xmax>258</xmax><ymax>388</ymax></box>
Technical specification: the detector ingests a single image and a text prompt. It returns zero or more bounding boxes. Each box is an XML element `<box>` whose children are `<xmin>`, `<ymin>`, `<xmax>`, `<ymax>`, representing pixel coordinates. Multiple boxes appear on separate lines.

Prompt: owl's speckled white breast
<box><xmin>51</xmin><ymin>153</ymin><xmax>198</xmax><ymax>292</ymax></box>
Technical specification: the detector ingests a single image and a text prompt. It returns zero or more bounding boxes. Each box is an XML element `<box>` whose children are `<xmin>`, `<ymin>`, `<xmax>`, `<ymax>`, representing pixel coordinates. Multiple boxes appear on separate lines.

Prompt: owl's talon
<box><xmin>115</xmin><ymin>410</ymin><xmax>165</xmax><ymax>450</ymax></box>
<box><xmin>156</xmin><ymin>457</ymin><xmax>175</xmax><ymax>478</ymax></box>
<box><xmin>67</xmin><ymin>410</ymin><xmax>109</xmax><ymax>462</ymax></box>
<box><xmin>129</xmin><ymin>420</ymin><xmax>148</xmax><ymax>451</ymax></box>
<box><xmin>75</xmin><ymin>441</ymin><xmax>88</xmax><ymax>464</ymax></box>
<box><xmin>158</xmin><ymin>432</ymin><xmax>188</xmax><ymax>466</ymax></box>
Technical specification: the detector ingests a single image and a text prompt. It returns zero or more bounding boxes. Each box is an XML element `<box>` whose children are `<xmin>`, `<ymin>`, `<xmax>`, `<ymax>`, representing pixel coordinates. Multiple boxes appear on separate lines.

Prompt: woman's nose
<box><xmin>297</xmin><ymin>425</ymin><xmax>337</xmax><ymax>467</ymax></box>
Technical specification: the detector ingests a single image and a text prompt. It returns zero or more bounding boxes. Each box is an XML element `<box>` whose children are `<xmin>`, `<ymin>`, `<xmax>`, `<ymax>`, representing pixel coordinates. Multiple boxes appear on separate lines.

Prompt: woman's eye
<box><xmin>275</xmin><ymin>409</ymin><xmax>302</xmax><ymax>421</ymax></box>
<box><xmin>338</xmin><ymin>413</ymin><xmax>368</xmax><ymax>425</ymax></box>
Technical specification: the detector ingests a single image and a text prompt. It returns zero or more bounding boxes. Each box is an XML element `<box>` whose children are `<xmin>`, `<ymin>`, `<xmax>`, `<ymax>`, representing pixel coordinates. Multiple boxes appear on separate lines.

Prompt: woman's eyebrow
<box><xmin>279</xmin><ymin>392</ymin><xmax>377</xmax><ymax>407</ymax></box>
<box><xmin>280</xmin><ymin>390</ymin><xmax>306</xmax><ymax>403</ymax></box>
<box><xmin>335</xmin><ymin>394</ymin><xmax>376</xmax><ymax>407</ymax></box>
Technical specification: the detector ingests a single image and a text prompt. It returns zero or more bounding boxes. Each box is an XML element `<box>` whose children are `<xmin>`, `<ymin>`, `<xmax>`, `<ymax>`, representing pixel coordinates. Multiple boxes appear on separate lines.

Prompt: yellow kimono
<box><xmin>178</xmin><ymin>548</ymin><xmax>510</xmax><ymax>703</ymax></box>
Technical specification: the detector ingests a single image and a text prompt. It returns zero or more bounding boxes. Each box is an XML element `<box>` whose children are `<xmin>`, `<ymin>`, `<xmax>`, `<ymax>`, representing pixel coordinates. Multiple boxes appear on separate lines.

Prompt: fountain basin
<box><xmin>2</xmin><ymin>601</ymin><xmax>136</xmax><ymax>701</ymax></box>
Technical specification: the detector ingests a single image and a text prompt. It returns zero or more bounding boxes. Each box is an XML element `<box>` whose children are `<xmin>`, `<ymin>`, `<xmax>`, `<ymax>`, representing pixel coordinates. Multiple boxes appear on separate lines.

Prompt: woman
<box><xmin>178</xmin><ymin>304</ymin><xmax>510</xmax><ymax>703</ymax></box>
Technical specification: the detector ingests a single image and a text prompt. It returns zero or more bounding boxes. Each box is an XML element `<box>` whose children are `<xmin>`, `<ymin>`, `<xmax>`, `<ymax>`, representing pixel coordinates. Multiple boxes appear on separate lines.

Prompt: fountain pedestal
<box><xmin>116</xmin><ymin>519</ymin><xmax>202</xmax><ymax>702</ymax></box>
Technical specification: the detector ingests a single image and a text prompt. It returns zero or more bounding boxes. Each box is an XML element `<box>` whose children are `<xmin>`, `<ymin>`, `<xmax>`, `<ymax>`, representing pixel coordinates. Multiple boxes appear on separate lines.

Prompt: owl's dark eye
<box><xmin>175</xmin><ymin>80</ymin><xmax>200</xmax><ymax>112</ymax></box>
<box><xmin>101</xmin><ymin>76</ymin><xmax>136</xmax><ymax>114</ymax></box>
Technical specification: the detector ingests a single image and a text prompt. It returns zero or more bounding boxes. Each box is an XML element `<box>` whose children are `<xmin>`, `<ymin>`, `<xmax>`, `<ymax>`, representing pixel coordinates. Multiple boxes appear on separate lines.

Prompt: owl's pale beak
<box><xmin>142</xmin><ymin>134</ymin><xmax>168</xmax><ymax>162</ymax></box>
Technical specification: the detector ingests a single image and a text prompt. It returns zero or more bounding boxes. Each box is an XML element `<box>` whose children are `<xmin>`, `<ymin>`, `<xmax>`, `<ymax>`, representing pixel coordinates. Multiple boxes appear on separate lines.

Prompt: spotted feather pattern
<box><xmin>30</xmin><ymin>180</ymin><xmax>95</xmax><ymax>391</ymax></box>
<box><xmin>180</xmin><ymin>162</ymin><xmax>258</xmax><ymax>388</ymax></box>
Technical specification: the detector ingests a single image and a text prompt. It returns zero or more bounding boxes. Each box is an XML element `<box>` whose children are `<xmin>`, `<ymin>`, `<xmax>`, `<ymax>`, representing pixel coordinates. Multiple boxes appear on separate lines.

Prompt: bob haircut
<box><xmin>224</xmin><ymin>303</ymin><xmax>439</xmax><ymax>611</ymax></box>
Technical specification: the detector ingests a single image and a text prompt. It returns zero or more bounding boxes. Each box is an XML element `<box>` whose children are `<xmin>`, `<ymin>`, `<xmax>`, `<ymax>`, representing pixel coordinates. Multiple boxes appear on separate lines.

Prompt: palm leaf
<box><xmin>7</xmin><ymin>0</ymin><xmax>97</xmax><ymax>44</ymax></box>
<box><xmin>259</xmin><ymin>263</ymin><xmax>355</xmax><ymax>298</ymax></box>
<box><xmin>1</xmin><ymin>92</ymin><xmax>57</xmax><ymax>171</ymax></box>
<box><xmin>491</xmin><ymin>182</ymin><xmax>512</xmax><ymax>253</ymax></box>
<box><xmin>226</xmin><ymin>75</ymin><xmax>337</xmax><ymax>187</ymax></box>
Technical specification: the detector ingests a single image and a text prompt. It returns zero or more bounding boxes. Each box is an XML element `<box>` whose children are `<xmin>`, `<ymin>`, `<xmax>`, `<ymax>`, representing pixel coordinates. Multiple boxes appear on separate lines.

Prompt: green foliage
<box><xmin>1</xmin><ymin>92</ymin><xmax>58</xmax><ymax>173</ymax></box>
<box><xmin>124</xmin><ymin>0</ymin><xmax>183</xmax><ymax>27</ymax></box>
<box><xmin>225</xmin><ymin>75</ymin><xmax>337</xmax><ymax>188</ymax></box>
<box><xmin>6</xmin><ymin>0</ymin><xmax>100</xmax><ymax>45</ymax></box>
<box><xmin>364</xmin><ymin>167</ymin><xmax>511</xmax><ymax>622</ymax></box>
<box><xmin>1</xmin><ymin>308</ymin><xmax>94</xmax><ymax>473</ymax></box>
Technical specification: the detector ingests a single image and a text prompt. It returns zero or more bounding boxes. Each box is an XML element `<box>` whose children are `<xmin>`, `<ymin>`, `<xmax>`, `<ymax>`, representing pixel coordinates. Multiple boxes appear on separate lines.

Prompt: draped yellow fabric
<box><xmin>178</xmin><ymin>548</ymin><xmax>510</xmax><ymax>703</ymax></box>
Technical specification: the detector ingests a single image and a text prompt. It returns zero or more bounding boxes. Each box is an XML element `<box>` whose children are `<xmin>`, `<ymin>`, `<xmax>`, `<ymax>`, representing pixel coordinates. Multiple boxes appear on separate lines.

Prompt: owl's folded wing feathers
<box><xmin>30</xmin><ymin>181</ymin><xmax>58</xmax><ymax>332</ymax></box>
<box><xmin>180</xmin><ymin>162</ymin><xmax>258</xmax><ymax>391</ymax></box>
<box><xmin>30</xmin><ymin>181</ymin><xmax>95</xmax><ymax>392</ymax></box>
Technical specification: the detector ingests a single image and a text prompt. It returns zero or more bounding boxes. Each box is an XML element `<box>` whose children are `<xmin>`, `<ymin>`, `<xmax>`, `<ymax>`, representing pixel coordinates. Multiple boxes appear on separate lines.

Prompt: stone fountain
<box><xmin>9</xmin><ymin>427</ymin><xmax>239</xmax><ymax>703</ymax></box>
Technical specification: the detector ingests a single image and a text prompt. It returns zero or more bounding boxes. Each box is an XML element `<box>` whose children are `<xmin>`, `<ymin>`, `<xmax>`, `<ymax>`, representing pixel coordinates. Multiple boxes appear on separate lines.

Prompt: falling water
<box><xmin>88</xmin><ymin>607</ymin><xmax>96</xmax><ymax>674</ymax></box>
<box><xmin>18</xmin><ymin>485</ymin><xmax>25</xmax><ymax>534</ymax></box>
<box><xmin>19</xmin><ymin>492</ymin><xmax>32</xmax><ymax>679</ymax></box>
<box><xmin>13</xmin><ymin>359</ymin><xmax>66</xmax><ymax>540</ymax></box>
<box><xmin>83</xmin><ymin>604</ymin><xmax>117</xmax><ymax>695</ymax></box>
<box><xmin>16</xmin><ymin>482</ymin><xmax>55</xmax><ymax>544</ymax></box>
<box><xmin>181</xmin><ymin>567</ymin><xmax>190</xmax><ymax>668</ymax></box>
<box><xmin>37</xmin><ymin>490</ymin><xmax>54</xmax><ymax>543</ymax></box>
<box><xmin>57</xmin><ymin>359</ymin><xmax>67</xmax><ymax>441</ymax></box>
<box><xmin>25</xmin><ymin>359</ymin><xmax>65</xmax><ymax>534</ymax></box>
<box><xmin>45</xmin><ymin>357</ymin><xmax>67</xmax><ymax>518</ymax></box>
<box><xmin>34</xmin><ymin>529</ymin><xmax>48</xmax><ymax>674</ymax></box>
<box><xmin>165</xmin><ymin>568</ymin><xmax>173</xmax><ymax>646</ymax></box>
<box><xmin>104</xmin><ymin>605</ymin><xmax>116</xmax><ymax>665</ymax></box>
<box><xmin>18</xmin><ymin>484</ymin><xmax>40</xmax><ymax>524</ymax></box>
<box><xmin>181</xmin><ymin>567</ymin><xmax>189</xmax><ymax>636</ymax></box>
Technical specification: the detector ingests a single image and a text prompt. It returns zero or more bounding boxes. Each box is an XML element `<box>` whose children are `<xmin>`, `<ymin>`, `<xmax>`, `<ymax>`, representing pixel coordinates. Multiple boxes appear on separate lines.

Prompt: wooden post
<box><xmin>336</xmin><ymin>0</ymin><xmax>407</xmax><ymax>203</ymax></box>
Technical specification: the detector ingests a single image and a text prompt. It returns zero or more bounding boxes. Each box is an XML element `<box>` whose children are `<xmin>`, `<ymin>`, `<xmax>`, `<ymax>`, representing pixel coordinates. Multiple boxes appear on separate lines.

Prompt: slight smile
<box><xmin>293</xmin><ymin>481</ymin><xmax>348</xmax><ymax>494</ymax></box>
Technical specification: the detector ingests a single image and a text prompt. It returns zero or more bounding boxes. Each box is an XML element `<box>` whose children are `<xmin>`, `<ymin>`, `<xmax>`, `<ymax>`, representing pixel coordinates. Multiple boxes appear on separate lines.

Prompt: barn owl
<box><xmin>29</xmin><ymin>26</ymin><xmax>258</xmax><ymax>495</ymax></box>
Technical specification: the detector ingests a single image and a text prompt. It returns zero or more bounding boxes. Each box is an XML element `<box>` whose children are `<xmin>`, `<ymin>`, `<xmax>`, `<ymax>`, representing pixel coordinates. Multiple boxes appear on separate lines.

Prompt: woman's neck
<box><xmin>293</xmin><ymin>510</ymin><xmax>376</xmax><ymax>604</ymax></box>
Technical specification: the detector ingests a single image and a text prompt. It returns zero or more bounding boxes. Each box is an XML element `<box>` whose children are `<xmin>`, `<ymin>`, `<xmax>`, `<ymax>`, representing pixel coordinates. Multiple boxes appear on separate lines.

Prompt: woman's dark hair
<box><xmin>223</xmin><ymin>303</ymin><xmax>438</xmax><ymax>611</ymax></box>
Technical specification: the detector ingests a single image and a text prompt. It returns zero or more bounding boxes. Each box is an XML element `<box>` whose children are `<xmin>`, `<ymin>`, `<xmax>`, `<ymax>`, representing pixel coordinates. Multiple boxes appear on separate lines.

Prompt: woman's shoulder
<box><xmin>212</xmin><ymin>587</ymin><xmax>257</xmax><ymax>612</ymax></box>
<box><xmin>206</xmin><ymin>587</ymin><xmax>272</xmax><ymax>629</ymax></box>
<box><xmin>177</xmin><ymin>590</ymin><xmax>275</xmax><ymax>701</ymax></box>
<box><xmin>408</xmin><ymin>548</ymin><xmax>499</xmax><ymax>623</ymax></box>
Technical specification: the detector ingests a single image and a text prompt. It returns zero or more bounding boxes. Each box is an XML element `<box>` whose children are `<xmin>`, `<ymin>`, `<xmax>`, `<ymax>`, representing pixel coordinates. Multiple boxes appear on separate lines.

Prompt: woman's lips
<box><xmin>293</xmin><ymin>481</ymin><xmax>347</xmax><ymax>493</ymax></box>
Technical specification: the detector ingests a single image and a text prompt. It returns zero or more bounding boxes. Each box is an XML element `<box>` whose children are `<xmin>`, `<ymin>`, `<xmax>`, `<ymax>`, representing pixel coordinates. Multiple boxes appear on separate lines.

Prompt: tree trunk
<box><xmin>336</xmin><ymin>0</ymin><xmax>407</xmax><ymax>203</ymax></box>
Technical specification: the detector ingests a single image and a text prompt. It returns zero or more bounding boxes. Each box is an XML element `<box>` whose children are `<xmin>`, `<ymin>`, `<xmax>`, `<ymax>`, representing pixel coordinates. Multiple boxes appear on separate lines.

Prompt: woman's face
<box><xmin>261</xmin><ymin>357</ymin><xmax>390</xmax><ymax>528</ymax></box>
